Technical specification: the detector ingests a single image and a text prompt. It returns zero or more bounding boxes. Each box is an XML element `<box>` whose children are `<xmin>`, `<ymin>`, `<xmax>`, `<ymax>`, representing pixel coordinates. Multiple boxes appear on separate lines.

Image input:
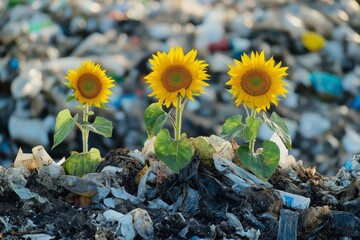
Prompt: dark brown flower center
<box><xmin>241</xmin><ymin>69</ymin><xmax>271</xmax><ymax>96</ymax></box>
<box><xmin>161</xmin><ymin>65</ymin><xmax>192</xmax><ymax>92</ymax></box>
<box><xmin>77</xmin><ymin>73</ymin><xmax>102</xmax><ymax>98</ymax></box>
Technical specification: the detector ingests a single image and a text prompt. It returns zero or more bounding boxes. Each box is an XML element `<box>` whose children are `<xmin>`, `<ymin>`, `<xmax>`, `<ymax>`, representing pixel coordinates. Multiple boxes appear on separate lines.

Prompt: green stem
<box><xmin>249</xmin><ymin>109</ymin><xmax>256</xmax><ymax>153</ymax></box>
<box><xmin>82</xmin><ymin>104</ymin><xmax>90</xmax><ymax>153</ymax></box>
<box><xmin>175</xmin><ymin>95</ymin><xmax>182</xmax><ymax>141</ymax></box>
<box><xmin>244</xmin><ymin>105</ymin><xmax>250</xmax><ymax>117</ymax></box>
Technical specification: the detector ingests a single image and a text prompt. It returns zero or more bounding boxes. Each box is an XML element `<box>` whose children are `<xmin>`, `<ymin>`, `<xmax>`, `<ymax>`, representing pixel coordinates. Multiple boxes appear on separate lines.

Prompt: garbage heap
<box><xmin>0</xmin><ymin>139</ymin><xmax>359</xmax><ymax>239</ymax></box>
<box><xmin>1</xmin><ymin>0</ymin><xmax>360</xmax><ymax>175</ymax></box>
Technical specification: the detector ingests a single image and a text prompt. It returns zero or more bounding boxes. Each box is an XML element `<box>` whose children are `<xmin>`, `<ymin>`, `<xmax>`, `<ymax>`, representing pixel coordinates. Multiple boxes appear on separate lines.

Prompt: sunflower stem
<box><xmin>181</xmin><ymin>98</ymin><xmax>188</xmax><ymax>111</ymax></box>
<box><xmin>244</xmin><ymin>105</ymin><xmax>250</xmax><ymax>117</ymax></box>
<box><xmin>82</xmin><ymin>104</ymin><xmax>90</xmax><ymax>153</ymax></box>
<box><xmin>249</xmin><ymin>109</ymin><xmax>256</xmax><ymax>154</ymax></box>
<box><xmin>175</xmin><ymin>95</ymin><xmax>182</xmax><ymax>141</ymax></box>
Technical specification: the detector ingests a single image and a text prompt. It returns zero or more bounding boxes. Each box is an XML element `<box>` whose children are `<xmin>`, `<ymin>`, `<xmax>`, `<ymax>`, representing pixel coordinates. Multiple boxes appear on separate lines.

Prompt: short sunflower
<box><xmin>145</xmin><ymin>46</ymin><xmax>209</xmax><ymax>108</ymax></box>
<box><xmin>65</xmin><ymin>61</ymin><xmax>115</xmax><ymax>108</ymax></box>
<box><xmin>227</xmin><ymin>51</ymin><xmax>288</xmax><ymax>112</ymax></box>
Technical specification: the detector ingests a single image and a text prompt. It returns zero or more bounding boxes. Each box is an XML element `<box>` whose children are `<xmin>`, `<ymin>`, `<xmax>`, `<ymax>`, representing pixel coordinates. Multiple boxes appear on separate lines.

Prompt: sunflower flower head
<box><xmin>226</xmin><ymin>51</ymin><xmax>288</xmax><ymax>112</ymax></box>
<box><xmin>65</xmin><ymin>61</ymin><xmax>115</xmax><ymax>108</ymax></box>
<box><xmin>145</xmin><ymin>46</ymin><xmax>209</xmax><ymax>108</ymax></box>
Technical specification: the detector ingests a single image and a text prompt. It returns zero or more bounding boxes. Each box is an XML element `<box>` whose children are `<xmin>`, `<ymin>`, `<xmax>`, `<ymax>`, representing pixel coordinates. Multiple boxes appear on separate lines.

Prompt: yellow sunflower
<box><xmin>65</xmin><ymin>61</ymin><xmax>115</xmax><ymax>108</ymax></box>
<box><xmin>145</xmin><ymin>46</ymin><xmax>209</xmax><ymax>108</ymax></box>
<box><xmin>226</xmin><ymin>51</ymin><xmax>288</xmax><ymax>112</ymax></box>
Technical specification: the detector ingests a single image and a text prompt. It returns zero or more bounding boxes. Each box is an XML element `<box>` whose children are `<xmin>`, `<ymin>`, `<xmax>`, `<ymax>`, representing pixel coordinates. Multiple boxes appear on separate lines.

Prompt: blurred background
<box><xmin>0</xmin><ymin>0</ymin><xmax>359</xmax><ymax>175</ymax></box>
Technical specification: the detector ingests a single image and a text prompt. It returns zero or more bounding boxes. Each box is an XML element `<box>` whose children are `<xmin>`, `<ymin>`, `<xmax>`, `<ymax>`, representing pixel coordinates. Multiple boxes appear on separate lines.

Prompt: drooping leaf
<box><xmin>263</xmin><ymin>112</ymin><xmax>292</xmax><ymax>149</ymax></box>
<box><xmin>189</xmin><ymin>137</ymin><xmax>216</xmax><ymax>169</ymax></box>
<box><xmin>80</xmin><ymin>116</ymin><xmax>113</xmax><ymax>138</ymax></box>
<box><xmin>52</xmin><ymin>109</ymin><xmax>78</xmax><ymax>149</ymax></box>
<box><xmin>190</xmin><ymin>137</ymin><xmax>215</xmax><ymax>160</ymax></box>
<box><xmin>144</xmin><ymin>103</ymin><xmax>169</xmax><ymax>138</ymax></box>
<box><xmin>221</xmin><ymin>115</ymin><xmax>261</xmax><ymax>142</ymax></box>
<box><xmin>154</xmin><ymin>129</ymin><xmax>193</xmax><ymax>173</ymax></box>
<box><xmin>238</xmin><ymin>140</ymin><xmax>280</xmax><ymax>180</ymax></box>
<box><xmin>63</xmin><ymin>148</ymin><xmax>102</xmax><ymax>176</ymax></box>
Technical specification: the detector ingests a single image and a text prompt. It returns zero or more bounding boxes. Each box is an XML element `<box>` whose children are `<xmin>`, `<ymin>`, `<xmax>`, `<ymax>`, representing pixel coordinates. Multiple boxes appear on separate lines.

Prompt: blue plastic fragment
<box><xmin>344</xmin><ymin>159</ymin><xmax>353</xmax><ymax>170</ymax></box>
<box><xmin>350</xmin><ymin>95</ymin><xmax>360</xmax><ymax>110</ymax></box>
<box><xmin>8</xmin><ymin>58</ymin><xmax>20</xmax><ymax>70</ymax></box>
<box><xmin>283</xmin><ymin>196</ymin><xmax>294</xmax><ymax>206</ymax></box>
<box><xmin>310</xmin><ymin>72</ymin><xmax>343</xmax><ymax>97</ymax></box>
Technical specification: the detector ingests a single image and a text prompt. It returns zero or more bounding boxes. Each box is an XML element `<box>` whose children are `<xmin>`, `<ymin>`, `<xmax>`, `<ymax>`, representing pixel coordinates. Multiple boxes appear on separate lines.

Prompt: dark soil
<box><xmin>0</xmin><ymin>148</ymin><xmax>359</xmax><ymax>239</ymax></box>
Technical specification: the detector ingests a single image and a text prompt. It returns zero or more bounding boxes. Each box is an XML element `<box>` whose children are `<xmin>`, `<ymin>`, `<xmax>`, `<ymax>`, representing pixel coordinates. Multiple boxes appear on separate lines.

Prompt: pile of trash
<box><xmin>1</xmin><ymin>137</ymin><xmax>359</xmax><ymax>239</ymax></box>
<box><xmin>1</xmin><ymin>1</ymin><xmax>360</xmax><ymax>175</ymax></box>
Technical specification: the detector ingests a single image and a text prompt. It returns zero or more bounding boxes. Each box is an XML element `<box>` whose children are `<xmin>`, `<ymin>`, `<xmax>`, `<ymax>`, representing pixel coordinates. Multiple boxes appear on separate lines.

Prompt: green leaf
<box><xmin>63</xmin><ymin>81</ymin><xmax>72</xmax><ymax>88</ymax></box>
<box><xmin>221</xmin><ymin>115</ymin><xmax>243</xmax><ymax>139</ymax></box>
<box><xmin>192</xmin><ymin>90</ymin><xmax>203</xmax><ymax>96</ymax></box>
<box><xmin>238</xmin><ymin>140</ymin><xmax>280</xmax><ymax>180</ymax></box>
<box><xmin>244</xmin><ymin>116</ymin><xmax>262</xmax><ymax>142</ymax></box>
<box><xmin>144</xmin><ymin>103</ymin><xmax>169</xmax><ymax>138</ymax></box>
<box><xmin>66</xmin><ymin>95</ymin><xmax>76</xmax><ymax>102</ymax></box>
<box><xmin>263</xmin><ymin>112</ymin><xmax>292</xmax><ymax>149</ymax></box>
<box><xmin>63</xmin><ymin>148</ymin><xmax>102</xmax><ymax>176</ymax></box>
<box><xmin>190</xmin><ymin>137</ymin><xmax>216</xmax><ymax>168</ymax></box>
<box><xmin>154</xmin><ymin>129</ymin><xmax>194</xmax><ymax>173</ymax></box>
<box><xmin>98</xmin><ymin>102</ymin><xmax>108</xmax><ymax>110</ymax></box>
<box><xmin>80</xmin><ymin>116</ymin><xmax>113</xmax><ymax>138</ymax></box>
<box><xmin>52</xmin><ymin>109</ymin><xmax>78</xmax><ymax>149</ymax></box>
<box><xmin>221</xmin><ymin>115</ymin><xmax>261</xmax><ymax>142</ymax></box>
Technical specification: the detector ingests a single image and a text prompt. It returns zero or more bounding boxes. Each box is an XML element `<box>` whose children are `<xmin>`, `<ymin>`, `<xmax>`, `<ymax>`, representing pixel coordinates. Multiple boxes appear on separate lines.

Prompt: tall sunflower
<box><xmin>227</xmin><ymin>51</ymin><xmax>288</xmax><ymax>112</ymax></box>
<box><xmin>145</xmin><ymin>46</ymin><xmax>209</xmax><ymax>108</ymax></box>
<box><xmin>65</xmin><ymin>61</ymin><xmax>115</xmax><ymax>108</ymax></box>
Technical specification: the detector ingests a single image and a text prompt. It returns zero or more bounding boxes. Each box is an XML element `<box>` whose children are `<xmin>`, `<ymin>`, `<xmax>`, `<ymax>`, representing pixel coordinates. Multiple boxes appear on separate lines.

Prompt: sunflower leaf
<box><xmin>221</xmin><ymin>114</ymin><xmax>243</xmax><ymax>139</ymax></box>
<box><xmin>66</xmin><ymin>95</ymin><xmax>76</xmax><ymax>102</ymax></box>
<box><xmin>221</xmin><ymin>115</ymin><xmax>261</xmax><ymax>142</ymax></box>
<box><xmin>243</xmin><ymin>116</ymin><xmax>262</xmax><ymax>142</ymax></box>
<box><xmin>52</xmin><ymin>109</ymin><xmax>78</xmax><ymax>149</ymax></box>
<box><xmin>189</xmin><ymin>136</ymin><xmax>215</xmax><ymax>169</ymax></box>
<box><xmin>98</xmin><ymin>102</ymin><xmax>108</xmax><ymax>110</ymax></box>
<box><xmin>263</xmin><ymin>112</ymin><xmax>292</xmax><ymax>149</ymax></box>
<box><xmin>80</xmin><ymin>116</ymin><xmax>113</xmax><ymax>138</ymax></box>
<box><xmin>144</xmin><ymin>103</ymin><xmax>169</xmax><ymax>138</ymax></box>
<box><xmin>63</xmin><ymin>148</ymin><xmax>102</xmax><ymax>176</ymax></box>
<box><xmin>154</xmin><ymin>129</ymin><xmax>194</xmax><ymax>173</ymax></box>
<box><xmin>62</xmin><ymin>81</ymin><xmax>72</xmax><ymax>88</ymax></box>
<box><xmin>238</xmin><ymin>140</ymin><xmax>280</xmax><ymax>180</ymax></box>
